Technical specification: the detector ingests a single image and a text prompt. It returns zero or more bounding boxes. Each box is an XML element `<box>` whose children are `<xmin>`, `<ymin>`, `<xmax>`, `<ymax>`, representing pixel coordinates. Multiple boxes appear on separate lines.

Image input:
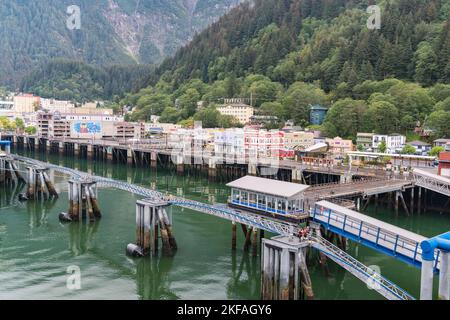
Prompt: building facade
<box><xmin>356</xmin><ymin>133</ymin><xmax>374</xmax><ymax>151</ymax></box>
<box><xmin>372</xmin><ymin>134</ymin><xmax>406</xmax><ymax>154</ymax></box>
<box><xmin>325</xmin><ymin>137</ymin><xmax>354</xmax><ymax>158</ymax></box>
<box><xmin>217</xmin><ymin>103</ymin><xmax>254</xmax><ymax>125</ymax></box>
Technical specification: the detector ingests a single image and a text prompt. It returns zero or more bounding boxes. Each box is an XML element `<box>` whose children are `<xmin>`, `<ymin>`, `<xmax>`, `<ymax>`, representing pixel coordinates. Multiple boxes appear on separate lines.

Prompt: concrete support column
<box><xmin>292</xmin><ymin>169</ymin><xmax>302</xmax><ymax>183</ymax></box>
<box><xmin>248</xmin><ymin>163</ymin><xmax>257</xmax><ymax>176</ymax></box>
<box><xmin>106</xmin><ymin>147</ymin><xmax>113</xmax><ymax>162</ymax></box>
<box><xmin>127</xmin><ymin>148</ymin><xmax>133</xmax><ymax>165</ymax></box>
<box><xmin>439</xmin><ymin>252</ymin><xmax>450</xmax><ymax>300</ymax></box>
<box><xmin>150</xmin><ymin>152</ymin><xmax>158</xmax><ymax>168</ymax></box>
<box><xmin>74</xmin><ymin>143</ymin><xmax>79</xmax><ymax>157</ymax></box>
<box><xmin>420</xmin><ymin>259</ymin><xmax>435</xmax><ymax>300</ymax></box>
<box><xmin>87</xmin><ymin>145</ymin><xmax>93</xmax><ymax>159</ymax></box>
<box><xmin>175</xmin><ymin>155</ymin><xmax>184</xmax><ymax>174</ymax></box>
<box><xmin>208</xmin><ymin>157</ymin><xmax>217</xmax><ymax>179</ymax></box>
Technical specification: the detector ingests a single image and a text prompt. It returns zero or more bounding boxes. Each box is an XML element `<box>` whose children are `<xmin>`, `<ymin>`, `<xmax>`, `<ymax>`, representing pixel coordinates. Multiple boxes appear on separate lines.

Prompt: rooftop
<box><xmin>408</xmin><ymin>140</ymin><xmax>431</xmax><ymax>146</ymax></box>
<box><xmin>226</xmin><ymin>176</ymin><xmax>310</xmax><ymax>199</ymax></box>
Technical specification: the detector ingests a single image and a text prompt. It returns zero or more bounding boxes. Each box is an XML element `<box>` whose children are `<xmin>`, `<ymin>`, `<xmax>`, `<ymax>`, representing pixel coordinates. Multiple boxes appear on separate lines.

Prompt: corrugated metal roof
<box><xmin>226</xmin><ymin>176</ymin><xmax>310</xmax><ymax>199</ymax></box>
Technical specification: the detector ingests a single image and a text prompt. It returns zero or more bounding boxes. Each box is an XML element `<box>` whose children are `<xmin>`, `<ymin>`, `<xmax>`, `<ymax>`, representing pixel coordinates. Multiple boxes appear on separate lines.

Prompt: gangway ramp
<box><xmin>312</xmin><ymin>200</ymin><xmax>430</xmax><ymax>268</ymax></box>
<box><xmin>413</xmin><ymin>169</ymin><xmax>450</xmax><ymax>197</ymax></box>
<box><xmin>310</xmin><ymin>235</ymin><xmax>415</xmax><ymax>300</ymax></box>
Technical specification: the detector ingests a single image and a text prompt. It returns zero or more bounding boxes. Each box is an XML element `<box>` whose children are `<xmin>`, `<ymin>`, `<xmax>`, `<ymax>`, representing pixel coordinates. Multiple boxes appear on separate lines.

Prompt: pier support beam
<box><xmin>150</xmin><ymin>152</ymin><xmax>158</xmax><ymax>168</ymax></box>
<box><xmin>439</xmin><ymin>252</ymin><xmax>450</xmax><ymax>300</ymax></box>
<box><xmin>420</xmin><ymin>259</ymin><xmax>435</xmax><ymax>300</ymax></box>
<box><xmin>261</xmin><ymin>236</ymin><xmax>312</xmax><ymax>300</ymax></box>
<box><xmin>127</xmin><ymin>199</ymin><xmax>177</xmax><ymax>257</ymax></box>
<box><xmin>62</xmin><ymin>179</ymin><xmax>100</xmax><ymax>222</ymax></box>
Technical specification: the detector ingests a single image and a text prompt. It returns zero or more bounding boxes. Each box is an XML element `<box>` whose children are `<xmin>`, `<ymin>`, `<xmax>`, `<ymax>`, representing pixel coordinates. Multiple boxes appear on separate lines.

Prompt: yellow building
<box><xmin>217</xmin><ymin>103</ymin><xmax>254</xmax><ymax>125</ymax></box>
<box><xmin>325</xmin><ymin>137</ymin><xmax>354</xmax><ymax>158</ymax></box>
<box><xmin>284</xmin><ymin>131</ymin><xmax>315</xmax><ymax>151</ymax></box>
<box><xmin>13</xmin><ymin>94</ymin><xmax>41</xmax><ymax>114</ymax></box>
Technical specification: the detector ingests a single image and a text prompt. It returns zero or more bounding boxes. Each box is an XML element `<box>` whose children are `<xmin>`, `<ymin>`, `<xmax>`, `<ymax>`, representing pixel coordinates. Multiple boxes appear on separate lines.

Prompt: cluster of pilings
<box><xmin>60</xmin><ymin>179</ymin><xmax>101</xmax><ymax>222</ymax></box>
<box><xmin>25</xmin><ymin>166</ymin><xmax>58</xmax><ymax>200</ymax></box>
<box><xmin>127</xmin><ymin>199</ymin><xmax>177</xmax><ymax>257</ymax></box>
<box><xmin>261</xmin><ymin>236</ymin><xmax>314</xmax><ymax>300</ymax></box>
<box><xmin>231</xmin><ymin>222</ymin><xmax>263</xmax><ymax>257</ymax></box>
<box><xmin>0</xmin><ymin>154</ymin><xmax>25</xmax><ymax>186</ymax></box>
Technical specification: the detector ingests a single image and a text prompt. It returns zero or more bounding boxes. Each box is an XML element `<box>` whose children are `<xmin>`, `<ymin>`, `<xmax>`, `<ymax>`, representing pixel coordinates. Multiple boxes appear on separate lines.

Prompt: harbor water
<box><xmin>0</xmin><ymin>150</ymin><xmax>448</xmax><ymax>299</ymax></box>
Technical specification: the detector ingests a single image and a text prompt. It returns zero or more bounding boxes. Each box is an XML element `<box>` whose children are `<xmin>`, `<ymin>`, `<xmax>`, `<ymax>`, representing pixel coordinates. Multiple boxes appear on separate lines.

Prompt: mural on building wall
<box><xmin>73</xmin><ymin>122</ymin><xmax>101</xmax><ymax>134</ymax></box>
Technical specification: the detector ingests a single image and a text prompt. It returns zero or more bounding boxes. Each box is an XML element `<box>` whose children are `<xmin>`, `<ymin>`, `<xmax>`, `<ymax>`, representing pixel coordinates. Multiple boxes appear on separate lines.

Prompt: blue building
<box><xmin>310</xmin><ymin>105</ymin><xmax>328</xmax><ymax>125</ymax></box>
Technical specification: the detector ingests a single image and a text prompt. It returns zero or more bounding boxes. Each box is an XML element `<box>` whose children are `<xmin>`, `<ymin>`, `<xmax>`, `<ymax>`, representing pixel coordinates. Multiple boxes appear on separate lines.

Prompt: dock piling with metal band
<box><xmin>127</xmin><ymin>199</ymin><xmax>177</xmax><ymax>257</ymax></box>
<box><xmin>261</xmin><ymin>236</ymin><xmax>313</xmax><ymax>300</ymax></box>
<box><xmin>25</xmin><ymin>166</ymin><xmax>58</xmax><ymax>200</ymax></box>
<box><xmin>63</xmin><ymin>178</ymin><xmax>100</xmax><ymax>222</ymax></box>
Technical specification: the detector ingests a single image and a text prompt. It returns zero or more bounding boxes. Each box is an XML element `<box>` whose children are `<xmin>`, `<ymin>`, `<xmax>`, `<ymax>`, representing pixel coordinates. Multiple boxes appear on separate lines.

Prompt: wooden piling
<box><xmin>252</xmin><ymin>228</ymin><xmax>258</xmax><ymax>257</ymax></box>
<box><xmin>232</xmin><ymin>222</ymin><xmax>237</xmax><ymax>251</ymax></box>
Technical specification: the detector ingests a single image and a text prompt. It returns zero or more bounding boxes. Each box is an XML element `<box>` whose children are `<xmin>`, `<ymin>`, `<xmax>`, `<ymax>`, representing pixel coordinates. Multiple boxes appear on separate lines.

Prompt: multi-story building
<box><xmin>325</xmin><ymin>137</ymin><xmax>354</xmax><ymax>158</ymax></box>
<box><xmin>356</xmin><ymin>133</ymin><xmax>374</xmax><ymax>151</ymax></box>
<box><xmin>41</xmin><ymin>98</ymin><xmax>75</xmax><ymax>112</ymax></box>
<box><xmin>113</xmin><ymin>122</ymin><xmax>145</xmax><ymax>140</ymax></box>
<box><xmin>37</xmin><ymin>111</ymin><xmax>123</xmax><ymax>139</ymax></box>
<box><xmin>217</xmin><ymin>103</ymin><xmax>254</xmax><ymax>125</ymax></box>
<box><xmin>284</xmin><ymin>131</ymin><xmax>315</xmax><ymax>151</ymax></box>
<box><xmin>13</xmin><ymin>94</ymin><xmax>41</xmax><ymax>114</ymax></box>
<box><xmin>214</xmin><ymin>129</ymin><xmax>245</xmax><ymax>159</ymax></box>
<box><xmin>372</xmin><ymin>134</ymin><xmax>406</xmax><ymax>154</ymax></box>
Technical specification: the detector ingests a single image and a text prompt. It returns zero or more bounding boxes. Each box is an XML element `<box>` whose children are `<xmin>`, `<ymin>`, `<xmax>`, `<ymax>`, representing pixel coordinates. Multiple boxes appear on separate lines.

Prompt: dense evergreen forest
<box><xmin>117</xmin><ymin>0</ymin><xmax>450</xmax><ymax>139</ymax></box>
<box><xmin>20</xmin><ymin>59</ymin><xmax>153</xmax><ymax>103</ymax></box>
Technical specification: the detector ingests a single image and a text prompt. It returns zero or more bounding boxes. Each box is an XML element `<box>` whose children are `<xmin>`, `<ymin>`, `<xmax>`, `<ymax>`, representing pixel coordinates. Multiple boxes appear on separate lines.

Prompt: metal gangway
<box><xmin>413</xmin><ymin>169</ymin><xmax>450</xmax><ymax>197</ymax></box>
<box><xmin>12</xmin><ymin>155</ymin><xmax>417</xmax><ymax>300</ymax></box>
<box><xmin>311</xmin><ymin>200</ymin><xmax>438</xmax><ymax>269</ymax></box>
<box><xmin>309</xmin><ymin>234</ymin><xmax>415</xmax><ymax>300</ymax></box>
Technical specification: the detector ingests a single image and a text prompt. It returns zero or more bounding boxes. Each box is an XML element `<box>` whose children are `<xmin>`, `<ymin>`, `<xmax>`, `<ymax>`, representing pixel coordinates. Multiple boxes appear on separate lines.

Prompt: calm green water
<box><xmin>0</xmin><ymin>150</ymin><xmax>448</xmax><ymax>300</ymax></box>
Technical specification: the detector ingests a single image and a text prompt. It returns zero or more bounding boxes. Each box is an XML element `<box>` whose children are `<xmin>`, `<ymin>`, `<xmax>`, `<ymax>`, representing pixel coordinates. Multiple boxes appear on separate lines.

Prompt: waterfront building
<box><xmin>284</xmin><ymin>131</ymin><xmax>315</xmax><ymax>151</ymax></box>
<box><xmin>325</xmin><ymin>137</ymin><xmax>354</xmax><ymax>158</ymax></box>
<box><xmin>372</xmin><ymin>134</ymin><xmax>406</xmax><ymax>154</ymax></box>
<box><xmin>217</xmin><ymin>102</ymin><xmax>254</xmax><ymax>125</ymax></box>
<box><xmin>227</xmin><ymin>175</ymin><xmax>310</xmax><ymax>216</ymax></box>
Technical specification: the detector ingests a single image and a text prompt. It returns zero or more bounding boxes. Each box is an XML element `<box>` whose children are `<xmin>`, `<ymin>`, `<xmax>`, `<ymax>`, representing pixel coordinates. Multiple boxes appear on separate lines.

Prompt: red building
<box><xmin>438</xmin><ymin>152</ymin><xmax>450</xmax><ymax>177</ymax></box>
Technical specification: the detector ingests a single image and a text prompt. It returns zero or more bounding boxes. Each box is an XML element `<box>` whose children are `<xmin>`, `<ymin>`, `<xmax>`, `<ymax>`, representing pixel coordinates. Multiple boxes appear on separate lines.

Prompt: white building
<box><xmin>41</xmin><ymin>98</ymin><xmax>75</xmax><ymax>112</ymax></box>
<box><xmin>372</xmin><ymin>134</ymin><xmax>406</xmax><ymax>154</ymax></box>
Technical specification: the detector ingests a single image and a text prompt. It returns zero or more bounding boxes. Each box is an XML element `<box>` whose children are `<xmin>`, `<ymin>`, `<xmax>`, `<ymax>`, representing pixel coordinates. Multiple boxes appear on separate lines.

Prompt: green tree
<box><xmin>401</xmin><ymin>144</ymin><xmax>417</xmax><ymax>155</ymax></box>
<box><xmin>25</xmin><ymin>126</ymin><xmax>37</xmax><ymax>135</ymax></box>
<box><xmin>379</xmin><ymin>140</ymin><xmax>387</xmax><ymax>153</ymax></box>
<box><xmin>429</xmin><ymin>146</ymin><xmax>444</xmax><ymax>157</ymax></box>
<box><xmin>364</xmin><ymin>101</ymin><xmax>399</xmax><ymax>134</ymax></box>
<box><xmin>426</xmin><ymin>110</ymin><xmax>450</xmax><ymax>138</ymax></box>
<box><xmin>323</xmin><ymin>98</ymin><xmax>368</xmax><ymax>139</ymax></box>
<box><xmin>414</xmin><ymin>42</ymin><xmax>439</xmax><ymax>86</ymax></box>
<box><xmin>281</xmin><ymin>82</ymin><xmax>328</xmax><ymax>127</ymax></box>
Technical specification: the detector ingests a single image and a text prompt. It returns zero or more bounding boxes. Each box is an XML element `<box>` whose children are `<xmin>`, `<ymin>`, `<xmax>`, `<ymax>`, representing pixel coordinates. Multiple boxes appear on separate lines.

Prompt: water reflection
<box><xmin>67</xmin><ymin>221</ymin><xmax>101</xmax><ymax>256</ymax></box>
<box><xmin>227</xmin><ymin>252</ymin><xmax>260</xmax><ymax>299</ymax></box>
<box><xmin>135</xmin><ymin>257</ymin><xmax>179</xmax><ymax>300</ymax></box>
